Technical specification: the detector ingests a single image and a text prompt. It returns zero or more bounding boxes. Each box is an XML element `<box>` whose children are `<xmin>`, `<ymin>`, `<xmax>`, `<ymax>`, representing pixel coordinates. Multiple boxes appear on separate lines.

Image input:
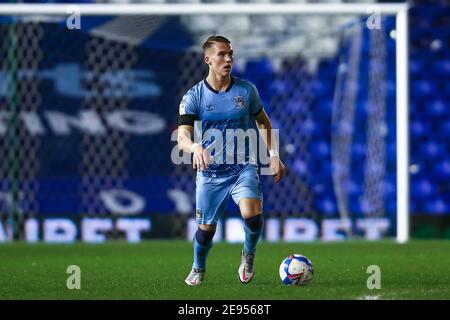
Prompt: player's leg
<box><xmin>230</xmin><ymin>164</ymin><xmax>264</xmax><ymax>284</ymax></box>
<box><xmin>185</xmin><ymin>175</ymin><xmax>230</xmax><ymax>286</ymax></box>
<box><xmin>237</xmin><ymin>198</ymin><xmax>263</xmax><ymax>284</ymax></box>
<box><xmin>191</xmin><ymin>223</ymin><xmax>216</xmax><ymax>274</ymax></box>
<box><xmin>239</xmin><ymin>198</ymin><xmax>264</xmax><ymax>256</ymax></box>
<box><xmin>185</xmin><ymin>223</ymin><xmax>216</xmax><ymax>286</ymax></box>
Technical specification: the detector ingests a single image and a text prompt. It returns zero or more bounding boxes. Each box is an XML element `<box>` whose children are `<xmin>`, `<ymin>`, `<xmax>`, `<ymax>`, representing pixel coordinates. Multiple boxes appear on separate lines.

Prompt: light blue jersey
<box><xmin>178</xmin><ymin>76</ymin><xmax>264</xmax><ymax>225</ymax></box>
<box><xmin>179</xmin><ymin>77</ymin><xmax>264</xmax><ymax>178</ymax></box>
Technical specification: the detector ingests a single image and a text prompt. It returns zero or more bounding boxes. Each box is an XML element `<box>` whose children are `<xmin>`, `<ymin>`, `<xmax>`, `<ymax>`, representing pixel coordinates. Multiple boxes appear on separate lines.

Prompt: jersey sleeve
<box><xmin>178</xmin><ymin>88</ymin><xmax>199</xmax><ymax>126</ymax></box>
<box><xmin>249</xmin><ymin>83</ymin><xmax>264</xmax><ymax>116</ymax></box>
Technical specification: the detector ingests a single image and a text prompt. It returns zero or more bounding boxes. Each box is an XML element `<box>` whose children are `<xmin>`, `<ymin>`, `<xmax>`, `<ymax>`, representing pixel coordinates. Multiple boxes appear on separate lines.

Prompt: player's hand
<box><xmin>270</xmin><ymin>156</ymin><xmax>285</xmax><ymax>183</ymax></box>
<box><xmin>192</xmin><ymin>144</ymin><xmax>210</xmax><ymax>172</ymax></box>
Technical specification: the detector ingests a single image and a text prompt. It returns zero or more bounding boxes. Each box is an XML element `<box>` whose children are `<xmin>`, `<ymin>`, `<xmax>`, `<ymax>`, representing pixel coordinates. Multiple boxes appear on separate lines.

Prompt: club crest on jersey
<box><xmin>235</xmin><ymin>96</ymin><xmax>245</xmax><ymax>108</ymax></box>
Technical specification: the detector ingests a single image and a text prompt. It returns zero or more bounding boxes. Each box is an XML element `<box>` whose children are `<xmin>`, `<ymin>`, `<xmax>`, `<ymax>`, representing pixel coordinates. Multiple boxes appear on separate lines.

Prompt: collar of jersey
<box><xmin>203</xmin><ymin>76</ymin><xmax>234</xmax><ymax>94</ymax></box>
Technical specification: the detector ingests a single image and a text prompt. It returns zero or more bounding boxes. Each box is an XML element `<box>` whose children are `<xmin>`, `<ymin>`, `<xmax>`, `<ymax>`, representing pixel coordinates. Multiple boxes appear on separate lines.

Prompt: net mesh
<box><xmin>1</xmin><ymin>21</ymin><xmax>43</xmax><ymax>239</ymax></box>
<box><xmin>0</xmin><ymin>12</ymin><xmax>397</xmax><ymax>240</ymax></box>
<box><xmin>80</xmin><ymin>36</ymin><xmax>136</xmax><ymax>215</ymax></box>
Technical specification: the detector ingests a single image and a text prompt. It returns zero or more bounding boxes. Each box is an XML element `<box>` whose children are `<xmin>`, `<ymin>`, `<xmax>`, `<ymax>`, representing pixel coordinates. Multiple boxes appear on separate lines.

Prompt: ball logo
<box><xmin>279</xmin><ymin>254</ymin><xmax>314</xmax><ymax>286</ymax></box>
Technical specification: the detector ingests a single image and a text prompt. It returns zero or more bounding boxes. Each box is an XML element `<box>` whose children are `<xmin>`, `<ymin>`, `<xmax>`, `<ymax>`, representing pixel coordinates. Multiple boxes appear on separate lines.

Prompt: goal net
<box><xmin>0</xmin><ymin>3</ymin><xmax>408</xmax><ymax>242</ymax></box>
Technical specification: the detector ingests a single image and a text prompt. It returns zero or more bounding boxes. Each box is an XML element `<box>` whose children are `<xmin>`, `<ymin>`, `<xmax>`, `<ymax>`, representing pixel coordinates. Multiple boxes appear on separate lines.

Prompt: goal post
<box><xmin>0</xmin><ymin>3</ymin><xmax>409</xmax><ymax>243</ymax></box>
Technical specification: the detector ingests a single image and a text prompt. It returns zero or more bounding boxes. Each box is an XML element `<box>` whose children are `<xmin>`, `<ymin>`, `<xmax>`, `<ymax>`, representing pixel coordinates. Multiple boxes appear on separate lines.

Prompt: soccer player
<box><xmin>177</xmin><ymin>35</ymin><xmax>285</xmax><ymax>286</ymax></box>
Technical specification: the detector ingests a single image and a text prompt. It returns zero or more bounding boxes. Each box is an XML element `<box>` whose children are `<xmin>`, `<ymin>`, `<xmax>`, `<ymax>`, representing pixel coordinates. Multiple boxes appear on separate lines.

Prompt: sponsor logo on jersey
<box><xmin>179</xmin><ymin>102</ymin><xmax>186</xmax><ymax>115</ymax></box>
<box><xmin>195</xmin><ymin>209</ymin><xmax>203</xmax><ymax>220</ymax></box>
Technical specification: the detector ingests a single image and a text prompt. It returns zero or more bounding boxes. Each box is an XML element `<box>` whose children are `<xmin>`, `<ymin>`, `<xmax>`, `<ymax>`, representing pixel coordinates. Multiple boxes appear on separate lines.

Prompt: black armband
<box><xmin>178</xmin><ymin>114</ymin><xmax>198</xmax><ymax>126</ymax></box>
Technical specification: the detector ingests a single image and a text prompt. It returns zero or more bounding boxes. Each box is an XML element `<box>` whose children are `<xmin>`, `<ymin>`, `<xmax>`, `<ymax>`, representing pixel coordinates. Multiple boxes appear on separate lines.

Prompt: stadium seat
<box><xmin>384</xmin><ymin>179</ymin><xmax>396</xmax><ymax>196</ymax></box>
<box><xmin>409</xmin><ymin>59</ymin><xmax>425</xmax><ymax>76</ymax></box>
<box><xmin>317</xmin><ymin>198</ymin><xmax>338</xmax><ymax>217</ymax></box>
<box><xmin>351</xmin><ymin>143</ymin><xmax>366</xmax><ymax>158</ymax></box>
<box><xmin>411</xmin><ymin>178</ymin><xmax>436</xmax><ymax>198</ymax></box>
<box><xmin>425</xmin><ymin>199</ymin><xmax>449</xmax><ymax>215</ymax></box>
<box><xmin>434</xmin><ymin>159</ymin><xmax>450</xmax><ymax>177</ymax></box>
<box><xmin>421</xmin><ymin>141</ymin><xmax>446</xmax><ymax>159</ymax></box>
<box><xmin>245</xmin><ymin>58</ymin><xmax>274</xmax><ymax>76</ymax></box>
<box><xmin>310</xmin><ymin>141</ymin><xmax>330</xmax><ymax>158</ymax></box>
<box><xmin>433</xmin><ymin>59</ymin><xmax>450</xmax><ymax>75</ymax></box>
<box><xmin>429</xmin><ymin>99</ymin><xmax>447</xmax><ymax>116</ymax></box>
<box><xmin>410</xmin><ymin>119</ymin><xmax>430</xmax><ymax>138</ymax></box>
<box><xmin>292</xmin><ymin>159</ymin><xmax>308</xmax><ymax>177</ymax></box>
<box><xmin>438</xmin><ymin>119</ymin><xmax>450</xmax><ymax>136</ymax></box>
<box><xmin>412</xmin><ymin>79</ymin><xmax>436</xmax><ymax>97</ymax></box>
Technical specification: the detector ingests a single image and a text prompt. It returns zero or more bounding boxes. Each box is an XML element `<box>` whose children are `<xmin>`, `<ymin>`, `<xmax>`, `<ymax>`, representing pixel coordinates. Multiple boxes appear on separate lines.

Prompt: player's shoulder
<box><xmin>183</xmin><ymin>80</ymin><xmax>204</xmax><ymax>98</ymax></box>
<box><xmin>233</xmin><ymin>76</ymin><xmax>258</xmax><ymax>92</ymax></box>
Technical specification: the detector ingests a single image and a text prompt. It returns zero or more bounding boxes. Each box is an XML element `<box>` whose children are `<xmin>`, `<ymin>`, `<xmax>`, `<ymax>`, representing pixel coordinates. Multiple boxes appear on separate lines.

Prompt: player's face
<box><xmin>205</xmin><ymin>42</ymin><xmax>233</xmax><ymax>77</ymax></box>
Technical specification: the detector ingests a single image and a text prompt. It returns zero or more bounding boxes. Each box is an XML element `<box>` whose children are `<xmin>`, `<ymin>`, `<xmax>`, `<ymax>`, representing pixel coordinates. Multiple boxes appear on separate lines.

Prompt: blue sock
<box><xmin>192</xmin><ymin>228</ymin><xmax>215</xmax><ymax>270</ymax></box>
<box><xmin>243</xmin><ymin>215</ymin><xmax>264</xmax><ymax>255</ymax></box>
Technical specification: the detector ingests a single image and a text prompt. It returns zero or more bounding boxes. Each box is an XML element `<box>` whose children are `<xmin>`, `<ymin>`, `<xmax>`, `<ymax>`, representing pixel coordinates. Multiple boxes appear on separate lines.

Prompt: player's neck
<box><xmin>206</xmin><ymin>74</ymin><xmax>231</xmax><ymax>92</ymax></box>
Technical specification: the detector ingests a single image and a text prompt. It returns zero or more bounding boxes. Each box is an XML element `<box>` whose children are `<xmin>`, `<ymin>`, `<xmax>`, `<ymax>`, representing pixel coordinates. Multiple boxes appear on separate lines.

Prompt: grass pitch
<box><xmin>0</xmin><ymin>240</ymin><xmax>449</xmax><ymax>300</ymax></box>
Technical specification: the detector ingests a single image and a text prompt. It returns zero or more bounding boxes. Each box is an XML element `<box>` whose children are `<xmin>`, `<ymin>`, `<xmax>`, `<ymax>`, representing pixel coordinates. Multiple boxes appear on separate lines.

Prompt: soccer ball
<box><xmin>279</xmin><ymin>254</ymin><xmax>314</xmax><ymax>286</ymax></box>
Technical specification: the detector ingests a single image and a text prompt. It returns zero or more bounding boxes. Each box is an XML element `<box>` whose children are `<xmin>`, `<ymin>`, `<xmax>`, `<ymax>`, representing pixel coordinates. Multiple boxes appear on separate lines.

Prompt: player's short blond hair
<box><xmin>202</xmin><ymin>35</ymin><xmax>231</xmax><ymax>52</ymax></box>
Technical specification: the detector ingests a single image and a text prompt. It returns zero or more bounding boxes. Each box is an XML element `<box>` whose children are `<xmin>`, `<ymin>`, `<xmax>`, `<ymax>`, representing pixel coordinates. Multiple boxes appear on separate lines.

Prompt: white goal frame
<box><xmin>0</xmin><ymin>3</ymin><xmax>410</xmax><ymax>243</ymax></box>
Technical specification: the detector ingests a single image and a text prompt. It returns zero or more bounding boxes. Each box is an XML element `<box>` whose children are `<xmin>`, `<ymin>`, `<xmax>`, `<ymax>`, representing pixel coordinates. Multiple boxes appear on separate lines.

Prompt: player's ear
<box><xmin>204</xmin><ymin>56</ymin><xmax>210</xmax><ymax>65</ymax></box>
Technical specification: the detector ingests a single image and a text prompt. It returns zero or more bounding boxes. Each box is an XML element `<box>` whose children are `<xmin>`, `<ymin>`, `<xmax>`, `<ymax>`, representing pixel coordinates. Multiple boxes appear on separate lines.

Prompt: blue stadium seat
<box><xmin>318</xmin><ymin>99</ymin><xmax>334</xmax><ymax>114</ymax></box>
<box><xmin>384</xmin><ymin>179</ymin><xmax>396</xmax><ymax>196</ymax></box>
<box><xmin>269</xmin><ymin>79</ymin><xmax>292</xmax><ymax>97</ymax></box>
<box><xmin>310</xmin><ymin>141</ymin><xmax>330</xmax><ymax>158</ymax></box>
<box><xmin>434</xmin><ymin>159</ymin><xmax>450</xmax><ymax>177</ymax></box>
<box><xmin>292</xmin><ymin>159</ymin><xmax>308</xmax><ymax>177</ymax></box>
<box><xmin>421</xmin><ymin>141</ymin><xmax>446</xmax><ymax>159</ymax></box>
<box><xmin>424</xmin><ymin>198</ymin><xmax>449</xmax><ymax>216</ymax></box>
<box><xmin>444</xmin><ymin>81</ymin><xmax>450</xmax><ymax>97</ymax></box>
<box><xmin>438</xmin><ymin>119</ymin><xmax>450</xmax><ymax>136</ymax></box>
<box><xmin>245</xmin><ymin>58</ymin><xmax>274</xmax><ymax>77</ymax></box>
<box><xmin>285</xmin><ymin>98</ymin><xmax>309</xmax><ymax>113</ymax></box>
<box><xmin>296</xmin><ymin>117</ymin><xmax>318</xmax><ymax>136</ymax></box>
<box><xmin>410</xmin><ymin>119</ymin><xmax>430</xmax><ymax>137</ymax></box>
<box><xmin>409</xmin><ymin>59</ymin><xmax>424</xmax><ymax>76</ymax></box>
<box><xmin>342</xmin><ymin>180</ymin><xmax>363</xmax><ymax>197</ymax></box>
<box><xmin>412</xmin><ymin>79</ymin><xmax>436</xmax><ymax>97</ymax></box>
<box><xmin>433</xmin><ymin>59</ymin><xmax>450</xmax><ymax>76</ymax></box>
<box><xmin>352</xmin><ymin>143</ymin><xmax>366</xmax><ymax>159</ymax></box>
<box><xmin>308</xmin><ymin>79</ymin><xmax>327</xmax><ymax>97</ymax></box>
<box><xmin>429</xmin><ymin>99</ymin><xmax>447</xmax><ymax>116</ymax></box>
<box><xmin>317</xmin><ymin>198</ymin><xmax>338</xmax><ymax>217</ymax></box>
<box><xmin>411</xmin><ymin>178</ymin><xmax>436</xmax><ymax>198</ymax></box>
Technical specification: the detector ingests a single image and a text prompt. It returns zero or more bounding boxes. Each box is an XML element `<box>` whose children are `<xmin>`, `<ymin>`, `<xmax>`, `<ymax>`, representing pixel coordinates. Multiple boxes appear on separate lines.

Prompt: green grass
<box><xmin>0</xmin><ymin>240</ymin><xmax>449</xmax><ymax>300</ymax></box>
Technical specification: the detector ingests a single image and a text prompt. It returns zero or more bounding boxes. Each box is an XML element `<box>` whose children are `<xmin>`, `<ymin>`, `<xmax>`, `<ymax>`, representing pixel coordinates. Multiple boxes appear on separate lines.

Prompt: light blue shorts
<box><xmin>195</xmin><ymin>164</ymin><xmax>263</xmax><ymax>225</ymax></box>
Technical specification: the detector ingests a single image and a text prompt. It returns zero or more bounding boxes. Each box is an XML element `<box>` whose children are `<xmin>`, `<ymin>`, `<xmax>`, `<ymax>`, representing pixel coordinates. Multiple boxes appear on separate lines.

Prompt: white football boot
<box><xmin>185</xmin><ymin>268</ymin><xmax>205</xmax><ymax>286</ymax></box>
<box><xmin>238</xmin><ymin>251</ymin><xmax>255</xmax><ymax>284</ymax></box>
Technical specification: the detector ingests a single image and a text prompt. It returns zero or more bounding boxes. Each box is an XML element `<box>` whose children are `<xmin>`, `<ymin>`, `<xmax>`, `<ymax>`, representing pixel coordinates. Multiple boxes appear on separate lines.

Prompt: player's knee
<box><xmin>195</xmin><ymin>227</ymin><xmax>215</xmax><ymax>246</ymax></box>
<box><xmin>244</xmin><ymin>214</ymin><xmax>264</xmax><ymax>232</ymax></box>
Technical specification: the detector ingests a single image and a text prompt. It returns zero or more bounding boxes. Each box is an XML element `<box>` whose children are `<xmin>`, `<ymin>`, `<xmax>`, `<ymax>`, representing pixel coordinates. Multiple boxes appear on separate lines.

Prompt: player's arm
<box><xmin>254</xmin><ymin>109</ymin><xmax>286</xmax><ymax>182</ymax></box>
<box><xmin>177</xmin><ymin>124</ymin><xmax>195</xmax><ymax>153</ymax></box>
<box><xmin>177</xmin><ymin>124</ymin><xmax>209</xmax><ymax>171</ymax></box>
